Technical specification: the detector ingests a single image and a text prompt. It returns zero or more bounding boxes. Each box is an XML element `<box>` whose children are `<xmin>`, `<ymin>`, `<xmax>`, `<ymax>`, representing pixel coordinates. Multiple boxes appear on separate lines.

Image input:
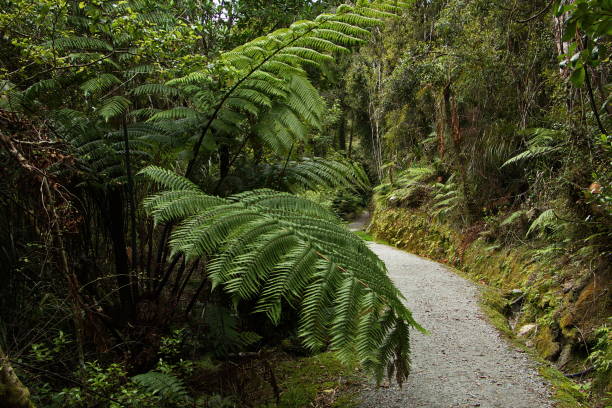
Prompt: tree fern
<box><xmin>158</xmin><ymin>0</ymin><xmax>411</xmax><ymax>175</ymax></box>
<box><xmin>501</xmin><ymin>128</ymin><xmax>565</xmax><ymax>168</ymax></box>
<box><xmin>140</xmin><ymin>165</ymin><xmax>422</xmax><ymax>385</ymax></box>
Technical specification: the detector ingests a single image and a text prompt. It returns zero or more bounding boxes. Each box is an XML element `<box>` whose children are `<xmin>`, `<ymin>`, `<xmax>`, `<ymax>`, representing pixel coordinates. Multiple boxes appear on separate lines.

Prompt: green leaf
<box><xmin>140</xmin><ymin>166</ymin><xmax>419</xmax><ymax>386</ymax></box>
<box><xmin>569</xmin><ymin>66</ymin><xmax>586</xmax><ymax>87</ymax></box>
<box><xmin>98</xmin><ymin>96</ymin><xmax>131</xmax><ymax>122</ymax></box>
<box><xmin>202</xmin><ymin>131</ymin><xmax>217</xmax><ymax>151</ymax></box>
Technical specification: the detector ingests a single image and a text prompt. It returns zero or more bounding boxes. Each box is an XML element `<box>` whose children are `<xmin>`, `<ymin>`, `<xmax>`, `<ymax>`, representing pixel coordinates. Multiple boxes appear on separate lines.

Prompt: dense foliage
<box><xmin>1</xmin><ymin>0</ymin><xmax>610</xmax><ymax>406</ymax></box>
<box><xmin>0</xmin><ymin>0</ymin><xmax>416</xmax><ymax>406</ymax></box>
<box><xmin>335</xmin><ymin>0</ymin><xmax>610</xmax><ymax>404</ymax></box>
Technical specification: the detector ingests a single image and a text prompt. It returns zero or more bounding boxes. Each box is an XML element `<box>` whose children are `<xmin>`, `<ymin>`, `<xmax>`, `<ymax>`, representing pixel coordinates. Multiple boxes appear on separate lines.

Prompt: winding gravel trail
<box><xmin>359</xmin><ymin>242</ymin><xmax>554</xmax><ymax>408</ymax></box>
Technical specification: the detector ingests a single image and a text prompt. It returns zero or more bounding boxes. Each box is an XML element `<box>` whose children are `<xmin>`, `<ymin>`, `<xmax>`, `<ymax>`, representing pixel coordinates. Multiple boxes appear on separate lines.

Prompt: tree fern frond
<box><xmin>97</xmin><ymin>96</ymin><xmax>130</xmax><ymax>122</ymax></box>
<box><xmin>139</xmin><ymin>165</ymin><xmax>199</xmax><ymax>191</ymax></box>
<box><xmin>52</xmin><ymin>36</ymin><xmax>113</xmax><ymax>52</ymax></box>
<box><xmin>125</xmin><ymin>64</ymin><xmax>157</xmax><ymax>76</ymax></box>
<box><xmin>81</xmin><ymin>74</ymin><xmax>121</xmax><ymax>95</ymax></box>
<box><xmin>501</xmin><ymin>146</ymin><xmax>559</xmax><ymax>168</ymax></box>
<box><xmin>131</xmin><ymin>83</ymin><xmax>181</xmax><ymax>98</ymax></box>
<box><xmin>526</xmin><ymin>209</ymin><xmax>562</xmax><ymax>237</ymax></box>
<box><xmin>280</xmin><ymin>157</ymin><xmax>370</xmax><ymax>192</ymax></box>
<box><xmin>325</xmin><ymin>12</ymin><xmax>383</xmax><ymax>27</ymax></box>
<box><xmin>23</xmin><ymin>79</ymin><xmax>62</xmax><ymax>103</ymax></box>
<box><xmin>311</xmin><ymin>28</ymin><xmax>365</xmax><ymax>46</ymax></box>
<box><xmin>147</xmin><ymin>107</ymin><xmax>201</xmax><ymax>121</ymax></box>
<box><xmin>141</xmin><ymin>167</ymin><xmax>419</xmax><ymax>385</ymax></box>
<box><xmin>132</xmin><ymin>372</ymin><xmax>189</xmax><ymax>403</ymax></box>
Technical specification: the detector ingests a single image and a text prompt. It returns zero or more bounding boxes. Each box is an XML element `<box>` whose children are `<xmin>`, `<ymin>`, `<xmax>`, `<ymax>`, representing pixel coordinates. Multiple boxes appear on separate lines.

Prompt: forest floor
<box><xmin>348</xmin><ymin>218</ymin><xmax>555</xmax><ymax>407</ymax></box>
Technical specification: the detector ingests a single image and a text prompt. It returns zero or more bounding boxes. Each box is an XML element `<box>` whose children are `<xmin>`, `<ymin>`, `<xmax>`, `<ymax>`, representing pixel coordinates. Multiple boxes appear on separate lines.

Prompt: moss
<box><xmin>369</xmin><ymin>209</ymin><xmax>458</xmax><ymax>263</ymax></box>
<box><xmin>479</xmin><ymin>288</ymin><xmax>513</xmax><ymax>337</ymax></box>
<box><xmin>535</xmin><ymin>326</ymin><xmax>562</xmax><ymax>361</ymax></box>
<box><xmin>257</xmin><ymin>352</ymin><xmax>362</xmax><ymax>408</ymax></box>
<box><xmin>538</xmin><ymin>365</ymin><xmax>590</xmax><ymax>408</ymax></box>
<box><xmin>560</xmin><ymin>310</ymin><xmax>575</xmax><ymax>330</ymax></box>
<box><xmin>0</xmin><ymin>356</ymin><xmax>35</xmax><ymax>408</ymax></box>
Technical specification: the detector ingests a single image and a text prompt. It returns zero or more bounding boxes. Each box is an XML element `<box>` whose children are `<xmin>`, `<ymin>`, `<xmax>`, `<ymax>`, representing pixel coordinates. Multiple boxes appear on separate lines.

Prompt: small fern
<box><xmin>500</xmin><ymin>210</ymin><xmax>527</xmax><ymax>227</ymax></box>
<box><xmin>431</xmin><ymin>175</ymin><xmax>462</xmax><ymax>219</ymax></box>
<box><xmin>526</xmin><ymin>209</ymin><xmax>562</xmax><ymax>237</ymax></box>
<box><xmin>132</xmin><ymin>371</ymin><xmax>190</xmax><ymax>403</ymax></box>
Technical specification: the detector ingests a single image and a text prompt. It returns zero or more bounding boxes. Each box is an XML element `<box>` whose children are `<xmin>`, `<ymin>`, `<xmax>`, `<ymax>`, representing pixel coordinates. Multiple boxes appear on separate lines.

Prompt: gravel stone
<box><xmin>359</xmin><ymin>242</ymin><xmax>553</xmax><ymax>408</ymax></box>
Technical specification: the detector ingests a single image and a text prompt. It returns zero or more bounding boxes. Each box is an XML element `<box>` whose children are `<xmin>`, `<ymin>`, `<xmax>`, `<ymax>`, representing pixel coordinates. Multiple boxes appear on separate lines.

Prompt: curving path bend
<box><xmin>359</xmin><ymin>241</ymin><xmax>554</xmax><ymax>408</ymax></box>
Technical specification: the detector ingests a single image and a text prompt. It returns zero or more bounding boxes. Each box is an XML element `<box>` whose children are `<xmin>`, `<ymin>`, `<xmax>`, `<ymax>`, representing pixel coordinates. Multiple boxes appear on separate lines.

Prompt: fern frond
<box><xmin>526</xmin><ymin>209</ymin><xmax>561</xmax><ymax>237</ymax></box>
<box><xmin>52</xmin><ymin>36</ymin><xmax>112</xmax><ymax>52</ymax></box>
<box><xmin>97</xmin><ymin>96</ymin><xmax>130</xmax><ymax>122</ymax></box>
<box><xmin>81</xmin><ymin>74</ymin><xmax>121</xmax><ymax>95</ymax></box>
<box><xmin>131</xmin><ymin>83</ymin><xmax>181</xmax><ymax>98</ymax></box>
<box><xmin>141</xmin><ymin>167</ymin><xmax>420</xmax><ymax>386</ymax></box>
<box><xmin>139</xmin><ymin>166</ymin><xmax>199</xmax><ymax>191</ymax></box>
<box><xmin>132</xmin><ymin>372</ymin><xmax>189</xmax><ymax>403</ymax></box>
<box><xmin>501</xmin><ymin>146</ymin><xmax>559</xmax><ymax>168</ymax></box>
<box><xmin>501</xmin><ymin>128</ymin><xmax>565</xmax><ymax>168</ymax></box>
<box><xmin>147</xmin><ymin>107</ymin><xmax>201</xmax><ymax>121</ymax></box>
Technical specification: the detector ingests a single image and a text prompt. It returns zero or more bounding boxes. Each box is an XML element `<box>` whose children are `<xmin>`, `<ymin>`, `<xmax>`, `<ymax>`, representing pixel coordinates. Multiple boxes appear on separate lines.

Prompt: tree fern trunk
<box><xmin>219</xmin><ymin>144</ymin><xmax>230</xmax><ymax>180</ymax></box>
<box><xmin>122</xmin><ymin>117</ymin><xmax>139</xmax><ymax>273</ymax></box>
<box><xmin>0</xmin><ymin>346</ymin><xmax>34</xmax><ymax>408</ymax></box>
<box><xmin>107</xmin><ymin>188</ymin><xmax>134</xmax><ymax>317</ymax></box>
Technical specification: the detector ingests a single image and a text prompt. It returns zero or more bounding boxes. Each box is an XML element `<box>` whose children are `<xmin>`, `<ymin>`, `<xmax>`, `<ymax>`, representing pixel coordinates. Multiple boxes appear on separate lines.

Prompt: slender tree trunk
<box><xmin>337</xmin><ymin>114</ymin><xmax>346</xmax><ymax>151</ymax></box>
<box><xmin>347</xmin><ymin>114</ymin><xmax>354</xmax><ymax>158</ymax></box>
<box><xmin>0</xmin><ymin>346</ymin><xmax>34</xmax><ymax>408</ymax></box>
<box><xmin>219</xmin><ymin>144</ymin><xmax>231</xmax><ymax>180</ymax></box>
<box><xmin>122</xmin><ymin>117</ymin><xmax>138</xmax><ymax>273</ymax></box>
<box><xmin>107</xmin><ymin>188</ymin><xmax>134</xmax><ymax>316</ymax></box>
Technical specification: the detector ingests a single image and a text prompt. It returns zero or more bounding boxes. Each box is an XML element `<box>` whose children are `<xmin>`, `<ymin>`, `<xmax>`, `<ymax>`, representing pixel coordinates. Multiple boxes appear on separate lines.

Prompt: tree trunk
<box><xmin>107</xmin><ymin>188</ymin><xmax>134</xmax><ymax>316</ymax></box>
<box><xmin>0</xmin><ymin>347</ymin><xmax>34</xmax><ymax>408</ymax></box>
<box><xmin>337</xmin><ymin>114</ymin><xmax>346</xmax><ymax>151</ymax></box>
<box><xmin>219</xmin><ymin>144</ymin><xmax>231</xmax><ymax>180</ymax></box>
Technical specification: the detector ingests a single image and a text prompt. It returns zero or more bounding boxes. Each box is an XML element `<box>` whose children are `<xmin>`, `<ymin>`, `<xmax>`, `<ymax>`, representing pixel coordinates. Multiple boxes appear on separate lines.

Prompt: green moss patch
<box><xmin>538</xmin><ymin>365</ymin><xmax>590</xmax><ymax>408</ymax></box>
<box><xmin>256</xmin><ymin>352</ymin><xmax>363</xmax><ymax>408</ymax></box>
<box><xmin>354</xmin><ymin>230</ymin><xmax>374</xmax><ymax>242</ymax></box>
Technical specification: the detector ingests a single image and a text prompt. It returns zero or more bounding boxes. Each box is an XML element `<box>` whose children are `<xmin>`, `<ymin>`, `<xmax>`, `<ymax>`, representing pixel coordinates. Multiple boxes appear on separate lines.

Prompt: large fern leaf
<box><xmin>140</xmin><ymin>165</ymin><xmax>422</xmax><ymax>386</ymax></box>
<box><xmin>166</xmin><ymin>0</ymin><xmax>410</xmax><ymax>171</ymax></box>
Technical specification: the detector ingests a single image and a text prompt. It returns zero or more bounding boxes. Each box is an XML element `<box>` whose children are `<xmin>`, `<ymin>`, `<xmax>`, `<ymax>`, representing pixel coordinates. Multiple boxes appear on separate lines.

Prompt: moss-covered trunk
<box><xmin>0</xmin><ymin>347</ymin><xmax>34</xmax><ymax>408</ymax></box>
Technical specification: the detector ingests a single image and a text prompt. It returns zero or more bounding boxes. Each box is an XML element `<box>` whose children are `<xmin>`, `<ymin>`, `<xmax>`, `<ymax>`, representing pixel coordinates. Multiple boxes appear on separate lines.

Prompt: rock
<box><xmin>511</xmin><ymin>289</ymin><xmax>523</xmax><ymax>295</ymax></box>
<box><xmin>562</xmin><ymin>280</ymin><xmax>574</xmax><ymax>294</ymax></box>
<box><xmin>556</xmin><ymin>344</ymin><xmax>573</xmax><ymax>369</ymax></box>
<box><xmin>518</xmin><ymin>324</ymin><xmax>537</xmax><ymax>337</ymax></box>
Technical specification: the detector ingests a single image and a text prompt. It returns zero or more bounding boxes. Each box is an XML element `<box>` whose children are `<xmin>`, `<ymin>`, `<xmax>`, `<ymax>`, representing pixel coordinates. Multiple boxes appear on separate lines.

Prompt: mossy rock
<box><xmin>535</xmin><ymin>326</ymin><xmax>561</xmax><ymax>361</ymax></box>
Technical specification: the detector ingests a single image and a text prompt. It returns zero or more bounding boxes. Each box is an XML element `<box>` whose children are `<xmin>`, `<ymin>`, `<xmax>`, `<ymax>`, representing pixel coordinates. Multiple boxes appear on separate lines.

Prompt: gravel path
<box><xmin>359</xmin><ymin>242</ymin><xmax>554</xmax><ymax>408</ymax></box>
